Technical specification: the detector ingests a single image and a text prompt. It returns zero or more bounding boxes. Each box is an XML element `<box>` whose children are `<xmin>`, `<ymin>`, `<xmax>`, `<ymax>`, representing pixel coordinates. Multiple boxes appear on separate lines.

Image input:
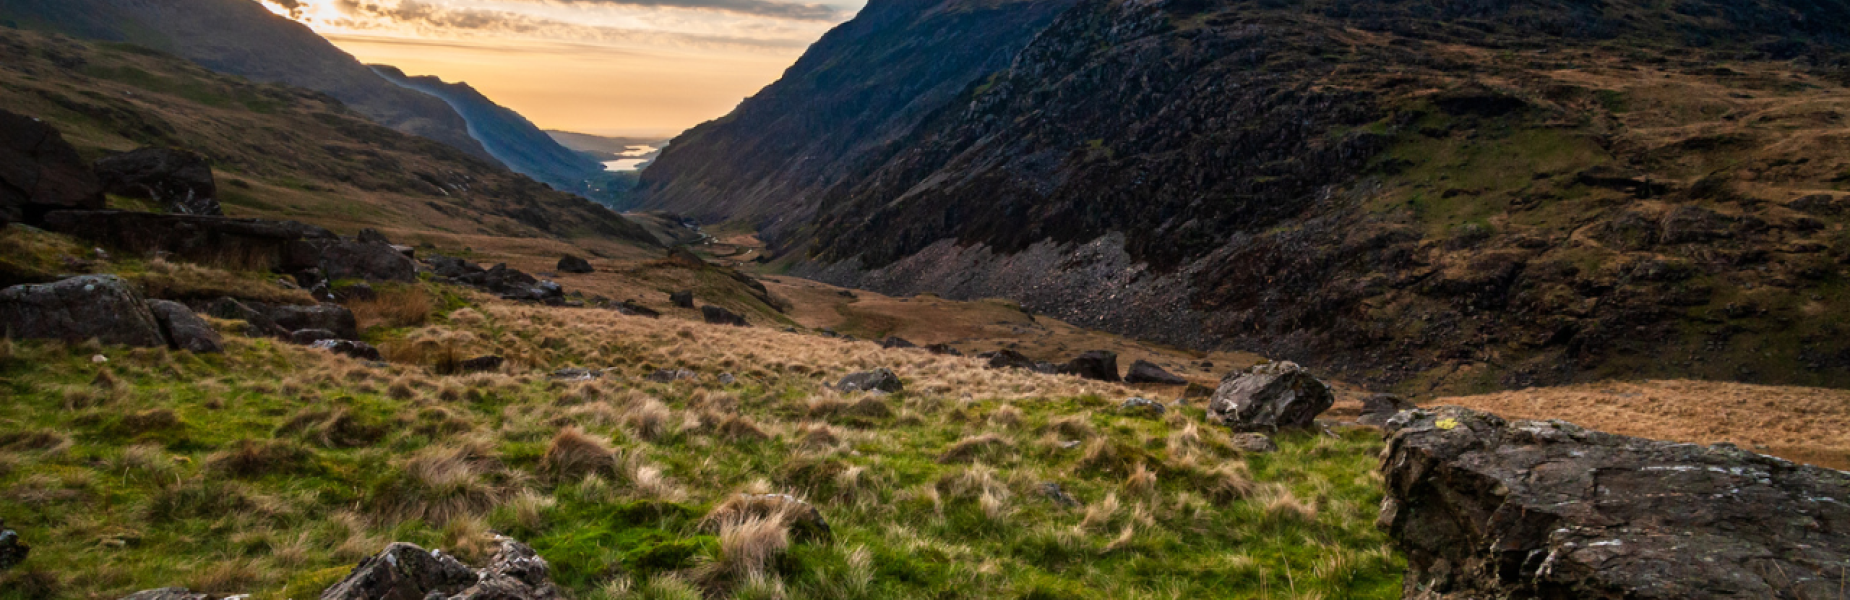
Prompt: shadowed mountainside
<box><xmin>372</xmin><ymin>66</ymin><xmax>605</xmax><ymax>194</ymax></box>
<box><xmin>646</xmin><ymin>0</ymin><xmax>1850</xmax><ymax>394</ymax></box>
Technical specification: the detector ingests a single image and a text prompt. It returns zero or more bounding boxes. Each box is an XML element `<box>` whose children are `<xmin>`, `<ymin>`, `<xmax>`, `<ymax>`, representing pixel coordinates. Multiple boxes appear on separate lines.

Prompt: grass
<box><xmin>0</xmin><ymin>295</ymin><xmax>1402</xmax><ymax>600</ymax></box>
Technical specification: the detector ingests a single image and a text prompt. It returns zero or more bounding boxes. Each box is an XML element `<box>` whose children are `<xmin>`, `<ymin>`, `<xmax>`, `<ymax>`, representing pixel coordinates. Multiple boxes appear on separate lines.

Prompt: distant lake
<box><xmin>604</xmin><ymin>145</ymin><xmax>658</xmax><ymax>172</ymax></box>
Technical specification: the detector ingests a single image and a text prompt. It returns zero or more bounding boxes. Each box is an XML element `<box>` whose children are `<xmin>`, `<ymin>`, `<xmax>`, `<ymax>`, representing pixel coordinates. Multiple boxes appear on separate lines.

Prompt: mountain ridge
<box><xmin>371</xmin><ymin>66</ymin><xmax>605</xmax><ymax>194</ymax></box>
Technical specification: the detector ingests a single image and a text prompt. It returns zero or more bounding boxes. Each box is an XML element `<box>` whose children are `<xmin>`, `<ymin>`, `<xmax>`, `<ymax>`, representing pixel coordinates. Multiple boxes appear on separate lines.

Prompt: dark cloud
<box><xmin>547</xmin><ymin>0</ymin><xmax>843</xmax><ymax>21</ymax></box>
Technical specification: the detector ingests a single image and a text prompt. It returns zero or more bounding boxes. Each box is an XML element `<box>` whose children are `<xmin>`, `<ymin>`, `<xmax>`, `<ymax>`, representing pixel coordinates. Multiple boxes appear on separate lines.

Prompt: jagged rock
<box><xmin>701</xmin><ymin>305</ymin><xmax>748</xmax><ymax>326</ymax></box>
<box><xmin>459</xmin><ymin>356</ymin><xmax>503</xmax><ymax>373</ymax></box>
<box><xmin>266</xmin><ymin>303</ymin><xmax>359</xmax><ymax>341</ymax></box>
<box><xmin>1357</xmin><ymin>393</ymin><xmax>1415</xmax><ymax>427</ymax></box>
<box><xmin>310</xmin><ymin>339</ymin><xmax>381</xmax><ymax>361</ymax></box>
<box><xmin>289</xmin><ymin>329</ymin><xmax>341</xmax><ymax>345</ymax></box>
<box><xmin>1229</xmin><ymin>433</ymin><xmax>1277</xmax><ymax>454</ymax></box>
<box><xmin>319</xmin><ymin>542</ymin><xmax>477</xmax><ymax>600</ymax></box>
<box><xmin>1206</xmin><ymin>361</ymin><xmax>1333</xmax><ymax>433</ymax></box>
<box><xmin>204</xmin><ymin>297</ymin><xmax>288</xmax><ymax>338</ymax></box>
<box><xmin>1056</xmin><ymin>350</ymin><xmax>1120</xmax><ymax>382</ymax></box>
<box><xmin>647</xmin><ymin>368</ymin><xmax>696</xmax><ymax>382</ymax></box>
<box><xmin>1038</xmin><ymin>482</ymin><xmax>1081</xmax><ymax>508</ymax></box>
<box><xmin>116</xmin><ymin>588</ymin><xmax>216</xmax><ymax>600</ymax></box>
<box><xmin>1380</xmin><ymin>406</ymin><xmax>1850</xmax><ymax>599</ymax></box>
<box><xmin>924</xmin><ymin>343</ymin><xmax>962</xmax><ymax>356</ymax></box>
<box><xmin>0</xmin><ymin>109</ymin><xmax>104</xmax><ymax>225</ymax></box>
<box><xmin>980</xmin><ymin>349</ymin><xmax>1037</xmax><ymax>370</ymax></box>
<box><xmin>40</xmin><ymin>211</ymin><xmax>334</xmax><ymax>271</ymax></box>
<box><xmin>314</xmin><ymin>238</ymin><xmax>418</xmax><ymax>283</ymax></box>
<box><xmin>426</xmin><ymin>255</ymin><xmax>486</xmax><ymax>279</ymax></box>
<box><xmin>837</xmin><ymin>367</ymin><xmax>902</xmax><ymax>393</ymax></box>
<box><xmin>615</xmin><ymin>301</ymin><xmax>660</xmax><ymax>318</ymax></box>
<box><xmin>449</xmin><ymin>536</ymin><xmax>563</xmax><ymax>600</ymax></box>
<box><xmin>552</xmin><ymin>368</ymin><xmax>600</xmax><ymax>381</ymax></box>
<box><xmin>0</xmin><ymin>275</ymin><xmax>166</xmax><ymax>347</ymax></box>
<box><xmin>1118</xmin><ymin>397</ymin><xmax>1166</xmax><ymax>416</ymax></box>
<box><xmin>93</xmin><ymin>147</ymin><xmax>221</xmax><ymax>216</ymax></box>
<box><xmin>146</xmin><ymin>300</ymin><xmax>222</xmax><ymax>354</ymax></box>
<box><xmin>0</xmin><ymin>521</ymin><xmax>26</xmax><ymax>570</ymax></box>
<box><xmin>880</xmin><ymin>336</ymin><xmax>916</xmax><ymax>349</ymax></box>
<box><xmin>556</xmin><ymin>255</ymin><xmax>593</xmax><ymax>274</ymax></box>
<box><xmin>1124</xmin><ymin>359</ymin><xmax>1186</xmax><ymax>385</ymax></box>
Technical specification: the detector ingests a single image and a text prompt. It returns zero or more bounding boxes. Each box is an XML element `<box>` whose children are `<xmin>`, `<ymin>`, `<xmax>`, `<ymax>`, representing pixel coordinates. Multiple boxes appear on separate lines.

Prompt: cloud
<box><xmin>325</xmin><ymin>0</ymin><xmax>824</xmax><ymax>49</ymax></box>
<box><xmin>546</xmin><ymin>0</ymin><xmax>843</xmax><ymax>21</ymax></box>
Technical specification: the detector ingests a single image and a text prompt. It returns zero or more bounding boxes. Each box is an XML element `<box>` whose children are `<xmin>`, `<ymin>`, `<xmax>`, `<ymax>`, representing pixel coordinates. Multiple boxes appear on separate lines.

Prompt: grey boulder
<box><xmin>1055</xmin><ymin>350</ymin><xmax>1120</xmax><ymax>382</ymax></box>
<box><xmin>267</xmin><ymin>303</ymin><xmax>359</xmax><ymax>341</ymax></box>
<box><xmin>1124</xmin><ymin>359</ymin><xmax>1186</xmax><ymax>385</ymax></box>
<box><xmin>837</xmin><ymin>368</ymin><xmax>902</xmax><ymax>393</ymax></box>
<box><xmin>93</xmin><ymin>147</ymin><xmax>221</xmax><ymax>216</ymax></box>
<box><xmin>556</xmin><ymin>255</ymin><xmax>593</xmax><ymax>274</ymax></box>
<box><xmin>147</xmin><ymin>299</ymin><xmax>222</xmax><ymax>353</ymax></box>
<box><xmin>1206</xmin><ymin>361</ymin><xmax>1333</xmax><ymax>433</ymax></box>
<box><xmin>319</xmin><ymin>542</ymin><xmax>476</xmax><ymax>600</ymax></box>
<box><xmin>0</xmin><ymin>275</ymin><xmax>166</xmax><ymax>347</ymax></box>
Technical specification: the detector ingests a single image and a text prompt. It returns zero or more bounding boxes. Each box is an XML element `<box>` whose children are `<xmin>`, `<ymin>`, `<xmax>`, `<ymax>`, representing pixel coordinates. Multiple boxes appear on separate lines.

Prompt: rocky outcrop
<box><xmin>701</xmin><ymin>305</ymin><xmax>748</xmax><ymax>327</ymax></box>
<box><xmin>1056</xmin><ymin>350</ymin><xmax>1120</xmax><ymax>382</ymax></box>
<box><xmin>1379</xmin><ymin>406</ymin><xmax>1850</xmax><ymax>599</ymax></box>
<box><xmin>981</xmin><ymin>349</ymin><xmax>1038</xmax><ymax>371</ymax></box>
<box><xmin>147</xmin><ymin>299</ymin><xmax>223</xmax><ymax>354</ymax></box>
<box><xmin>447</xmin><ymin>263</ymin><xmax>564</xmax><ymax>304</ymax></box>
<box><xmin>1206</xmin><ymin>362</ymin><xmax>1333</xmax><ymax>433</ymax></box>
<box><xmin>837</xmin><ymin>368</ymin><xmax>903</xmax><ymax>393</ymax></box>
<box><xmin>320</xmin><ymin>542</ymin><xmax>478</xmax><ymax>600</ymax></box>
<box><xmin>1124</xmin><ymin>360</ymin><xmax>1186</xmax><ymax>385</ymax></box>
<box><xmin>266</xmin><ymin>303</ymin><xmax>359</xmax><ymax>341</ymax></box>
<box><xmin>313</xmin><ymin>237</ymin><xmax>417</xmax><ymax>283</ymax></box>
<box><xmin>1357</xmin><ymin>393</ymin><xmax>1415</xmax><ymax>427</ymax></box>
<box><xmin>40</xmin><ymin>210</ymin><xmax>334</xmax><ymax>275</ymax></box>
<box><xmin>204</xmin><ymin>297</ymin><xmax>289</xmax><ymax>338</ymax></box>
<box><xmin>450</xmin><ymin>536</ymin><xmax>563</xmax><ymax>600</ymax></box>
<box><xmin>556</xmin><ymin>255</ymin><xmax>593</xmax><ymax>274</ymax></box>
<box><xmin>0</xmin><ymin>109</ymin><xmax>103</xmax><ymax>225</ymax></box>
<box><xmin>0</xmin><ymin>275</ymin><xmax>166</xmax><ymax>347</ymax></box>
<box><xmin>93</xmin><ymin>147</ymin><xmax>221</xmax><ymax>216</ymax></box>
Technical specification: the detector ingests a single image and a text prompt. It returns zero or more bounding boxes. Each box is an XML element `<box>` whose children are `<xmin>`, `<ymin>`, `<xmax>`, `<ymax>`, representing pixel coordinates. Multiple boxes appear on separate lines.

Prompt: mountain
<box><xmin>0</xmin><ymin>27</ymin><xmax>655</xmax><ymax>245</ymax></box>
<box><xmin>632</xmin><ymin>0</ymin><xmax>1079</xmax><ymax>232</ymax></box>
<box><xmin>372</xmin><ymin>66</ymin><xmax>605</xmax><ymax>193</ymax></box>
<box><xmin>640</xmin><ymin>0</ymin><xmax>1850</xmax><ymax>394</ymax></box>
<box><xmin>545</xmin><ymin>130</ymin><xmax>669</xmax><ymax>161</ymax></box>
<box><xmin>0</xmin><ymin>0</ymin><xmax>500</xmax><ymax>165</ymax></box>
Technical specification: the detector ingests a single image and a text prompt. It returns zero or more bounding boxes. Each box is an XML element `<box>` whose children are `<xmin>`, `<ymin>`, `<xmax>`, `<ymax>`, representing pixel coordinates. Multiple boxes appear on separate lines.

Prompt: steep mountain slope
<box><xmin>372</xmin><ymin>66</ymin><xmax>606</xmax><ymax>193</ymax></box>
<box><xmin>0</xmin><ymin>28</ymin><xmax>656</xmax><ymax>246</ymax></box>
<box><xmin>657</xmin><ymin>0</ymin><xmax>1850</xmax><ymax>394</ymax></box>
<box><xmin>0</xmin><ymin>0</ymin><xmax>497</xmax><ymax>164</ymax></box>
<box><xmin>632</xmin><ymin>0</ymin><xmax>1078</xmax><ymax>228</ymax></box>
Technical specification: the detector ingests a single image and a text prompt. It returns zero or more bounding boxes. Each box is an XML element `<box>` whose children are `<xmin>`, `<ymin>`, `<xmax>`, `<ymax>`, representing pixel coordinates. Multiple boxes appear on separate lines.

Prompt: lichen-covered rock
<box><xmin>700</xmin><ymin>305</ymin><xmax>748</xmax><ymax>326</ymax></box>
<box><xmin>1124</xmin><ymin>359</ymin><xmax>1186</xmax><ymax>385</ymax></box>
<box><xmin>1056</xmin><ymin>350</ymin><xmax>1120</xmax><ymax>382</ymax></box>
<box><xmin>147</xmin><ymin>300</ymin><xmax>222</xmax><ymax>354</ymax></box>
<box><xmin>1206</xmin><ymin>361</ymin><xmax>1332</xmax><ymax>433</ymax></box>
<box><xmin>837</xmin><ymin>367</ymin><xmax>902</xmax><ymax>393</ymax></box>
<box><xmin>447</xmin><ymin>536</ymin><xmax>563</xmax><ymax>600</ymax></box>
<box><xmin>1379</xmin><ymin>406</ymin><xmax>1850</xmax><ymax>599</ymax></box>
<box><xmin>0</xmin><ymin>275</ymin><xmax>166</xmax><ymax>347</ymax></box>
<box><xmin>320</xmin><ymin>542</ymin><xmax>477</xmax><ymax>600</ymax></box>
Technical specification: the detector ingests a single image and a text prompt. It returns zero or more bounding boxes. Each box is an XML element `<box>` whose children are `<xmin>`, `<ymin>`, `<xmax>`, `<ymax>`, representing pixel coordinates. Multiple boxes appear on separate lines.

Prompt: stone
<box><xmin>1229</xmin><ymin>433</ymin><xmax>1277</xmax><ymax>454</ymax></box>
<box><xmin>1124</xmin><ymin>359</ymin><xmax>1186</xmax><ymax>385</ymax></box>
<box><xmin>1038</xmin><ymin>482</ymin><xmax>1081</xmax><ymax>508</ymax></box>
<box><xmin>615</xmin><ymin>301</ymin><xmax>660</xmax><ymax>318</ymax></box>
<box><xmin>314</xmin><ymin>239</ymin><xmax>418</xmax><ymax>283</ymax></box>
<box><xmin>40</xmin><ymin>211</ymin><xmax>334</xmax><ymax>271</ymax></box>
<box><xmin>1206</xmin><ymin>361</ymin><xmax>1333</xmax><ymax>433</ymax></box>
<box><xmin>146</xmin><ymin>300</ymin><xmax>222</xmax><ymax>354</ymax></box>
<box><xmin>266</xmin><ymin>303</ymin><xmax>359</xmax><ymax>340</ymax></box>
<box><xmin>336</xmin><ymin>282</ymin><xmax>377</xmax><ymax>302</ymax></box>
<box><xmin>0</xmin><ymin>275</ymin><xmax>166</xmax><ymax>347</ymax></box>
<box><xmin>646</xmin><ymin>368</ymin><xmax>696</xmax><ymax>383</ymax></box>
<box><xmin>1357</xmin><ymin>393</ymin><xmax>1416</xmax><ymax>427</ymax></box>
<box><xmin>203</xmin><ymin>297</ymin><xmax>288</xmax><ymax>338</ymax></box>
<box><xmin>1380</xmin><ymin>406</ymin><xmax>1850</xmax><ymax>599</ymax></box>
<box><xmin>556</xmin><ymin>255</ymin><xmax>593</xmax><ymax>274</ymax></box>
<box><xmin>0</xmin><ymin>521</ymin><xmax>26</xmax><ymax>570</ymax></box>
<box><xmin>92</xmin><ymin>147</ymin><xmax>221</xmax><ymax>216</ymax></box>
<box><xmin>289</xmin><ymin>328</ymin><xmax>341</xmax><ymax>345</ymax></box>
<box><xmin>115</xmin><ymin>588</ymin><xmax>215</xmax><ymax>600</ymax></box>
<box><xmin>717</xmin><ymin>373</ymin><xmax>737</xmax><ymax>385</ymax></box>
<box><xmin>880</xmin><ymin>336</ymin><xmax>916</xmax><ymax>349</ymax></box>
<box><xmin>669</xmin><ymin>290</ymin><xmax>694</xmax><ymax>308</ymax></box>
<box><xmin>1117</xmin><ymin>397</ymin><xmax>1166</xmax><ymax>416</ymax></box>
<box><xmin>448</xmin><ymin>536</ymin><xmax>563</xmax><ymax>600</ymax></box>
<box><xmin>1056</xmin><ymin>350</ymin><xmax>1120</xmax><ymax>382</ymax></box>
<box><xmin>310</xmin><ymin>339</ymin><xmax>382</xmax><ymax>361</ymax></box>
<box><xmin>426</xmin><ymin>255</ymin><xmax>485</xmax><ymax>279</ymax></box>
<box><xmin>701</xmin><ymin>305</ymin><xmax>748</xmax><ymax>326</ymax></box>
<box><xmin>0</xmin><ymin>109</ymin><xmax>104</xmax><ymax>225</ymax></box>
<box><xmin>924</xmin><ymin>343</ymin><xmax>963</xmax><ymax>357</ymax></box>
<box><xmin>837</xmin><ymin>368</ymin><xmax>903</xmax><ymax>393</ymax></box>
<box><xmin>319</xmin><ymin>542</ymin><xmax>477</xmax><ymax>600</ymax></box>
<box><xmin>459</xmin><ymin>356</ymin><xmax>504</xmax><ymax>373</ymax></box>
<box><xmin>979</xmin><ymin>349</ymin><xmax>1037</xmax><ymax>370</ymax></box>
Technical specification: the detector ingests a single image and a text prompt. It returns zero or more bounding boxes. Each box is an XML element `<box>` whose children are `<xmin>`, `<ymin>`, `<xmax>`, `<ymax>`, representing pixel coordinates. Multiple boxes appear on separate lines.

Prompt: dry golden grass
<box><xmin>541</xmin><ymin>427</ymin><xmax>618</xmax><ymax>479</ymax></box>
<box><xmin>1439</xmin><ymin>379</ymin><xmax>1850</xmax><ymax>469</ymax></box>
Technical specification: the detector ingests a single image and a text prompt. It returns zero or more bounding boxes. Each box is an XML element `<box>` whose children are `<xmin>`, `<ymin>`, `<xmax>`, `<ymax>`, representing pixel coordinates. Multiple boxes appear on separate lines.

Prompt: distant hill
<box><xmin>545</xmin><ymin>130</ymin><xmax>670</xmax><ymax>160</ymax></box>
<box><xmin>0</xmin><ymin>0</ymin><xmax>497</xmax><ymax>165</ymax></box>
<box><xmin>372</xmin><ymin>66</ymin><xmax>605</xmax><ymax>193</ymax></box>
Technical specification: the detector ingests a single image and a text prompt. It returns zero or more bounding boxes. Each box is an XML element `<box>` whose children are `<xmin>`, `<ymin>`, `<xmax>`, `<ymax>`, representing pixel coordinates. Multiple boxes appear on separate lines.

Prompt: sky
<box><xmin>253</xmin><ymin>0</ymin><xmax>864</xmax><ymax>138</ymax></box>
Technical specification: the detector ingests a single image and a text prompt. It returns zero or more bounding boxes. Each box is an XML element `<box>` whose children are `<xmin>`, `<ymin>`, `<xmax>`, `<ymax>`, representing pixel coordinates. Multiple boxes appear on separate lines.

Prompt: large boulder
<box><xmin>1380</xmin><ymin>406</ymin><xmax>1850</xmax><ymax>599</ymax></box>
<box><xmin>147</xmin><ymin>300</ymin><xmax>223</xmax><ymax>354</ymax></box>
<box><xmin>314</xmin><ymin>238</ymin><xmax>418</xmax><ymax>283</ymax></box>
<box><xmin>319</xmin><ymin>542</ymin><xmax>477</xmax><ymax>600</ymax></box>
<box><xmin>92</xmin><ymin>147</ymin><xmax>221</xmax><ymax>216</ymax></box>
<box><xmin>669</xmin><ymin>290</ymin><xmax>694</xmax><ymax>308</ymax></box>
<box><xmin>1056</xmin><ymin>350</ymin><xmax>1120</xmax><ymax>382</ymax></box>
<box><xmin>980</xmin><ymin>349</ymin><xmax>1038</xmax><ymax>371</ymax></box>
<box><xmin>837</xmin><ymin>368</ymin><xmax>903</xmax><ymax>393</ymax></box>
<box><xmin>1124</xmin><ymin>359</ymin><xmax>1186</xmax><ymax>385</ymax></box>
<box><xmin>556</xmin><ymin>255</ymin><xmax>593</xmax><ymax>274</ymax></box>
<box><xmin>1205</xmin><ymin>361</ymin><xmax>1333</xmax><ymax>432</ymax></box>
<box><xmin>0</xmin><ymin>109</ymin><xmax>103</xmax><ymax>225</ymax></box>
<box><xmin>426</xmin><ymin>256</ymin><xmax>486</xmax><ymax>279</ymax></box>
<box><xmin>204</xmin><ymin>297</ymin><xmax>288</xmax><ymax>338</ymax></box>
<box><xmin>266</xmin><ymin>303</ymin><xmax>359</xmax><ymax>341</ymax></box>
<box><xmin>40</xmin><ymin>211</ymin><xmax>334</xmax><ymax>272</ymax></box>
<box><xmin>701</xmin><ymin>305</ymin><xmax>748</xmax><ymax>327</ymax></box>
<box><xmin>0</xmin><ymin>275</ymin><xmax>166</xmax><ymax>347</ymax></box>
<box><xmin>449</xmin><ymin>536</ymin><xmax>563</xmax><ymax>600</ymax></box>
<box><xmin>1357</xmin><ymin>393</ymin><xmax>1416</xmax><ymax>428</ymax></box>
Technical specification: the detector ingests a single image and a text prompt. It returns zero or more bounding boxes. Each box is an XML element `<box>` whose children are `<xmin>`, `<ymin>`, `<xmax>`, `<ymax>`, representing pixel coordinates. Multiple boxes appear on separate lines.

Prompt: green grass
<box><xmin>0</xmin><ymin>299</ymin><xmax>1402</xmax><ymax>600</ymax></box>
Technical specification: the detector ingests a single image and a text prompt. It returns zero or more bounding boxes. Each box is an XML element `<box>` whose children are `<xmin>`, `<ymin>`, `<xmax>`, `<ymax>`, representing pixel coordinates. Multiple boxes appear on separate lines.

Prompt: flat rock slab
<box><xmin>1380</xmin><ymin>406</ymin><xmax>1850</xmax><ymax>599</ymax></box>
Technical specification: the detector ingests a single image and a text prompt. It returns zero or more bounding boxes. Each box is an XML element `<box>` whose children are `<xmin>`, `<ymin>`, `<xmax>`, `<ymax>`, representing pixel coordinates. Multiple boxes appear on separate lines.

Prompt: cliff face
<box><xmin>372</xmin><ymin>66</ymin><xmax>604</xmax><ymax>193</ymax></box>
<box><xmin>0</xmin><ymin>0</ymin><xmax>497</xmax><ymax>164</ymax></box>
<box><xmin>631</xmin><ymin>0</ymin><xmax>1077</xmax><ymax>230</ymax></box>
<box><xmin>658</xmin><ymin>0</ymin><xmax>1850</xmax><ymax>394</ymax></box>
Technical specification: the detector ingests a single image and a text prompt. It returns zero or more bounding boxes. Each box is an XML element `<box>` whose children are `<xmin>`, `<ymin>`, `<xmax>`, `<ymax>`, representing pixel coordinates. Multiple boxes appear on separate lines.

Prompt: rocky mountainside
<box><xmin>650</xmin><ymin>0</ymin><xmax>1850</xmax><ymax>394</ymax></box>
<box><xmin>372</xmin><ymin>66</ymin><xmax>605</xmax><ymax>194</ymax></box>
<box><xmin>0</xmin><ymin>0</ymin><xmax>498</xmax><ymax>165</ymax></box>
<box><xmin>632</xmin><ymin>0</ymin><xmax>1077</xmax><ymax>226</ymax></box>
<box><xmin>0</xmin><ymin>28</ymin><xmax>655</xmax><ymax>244</ymax></box>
